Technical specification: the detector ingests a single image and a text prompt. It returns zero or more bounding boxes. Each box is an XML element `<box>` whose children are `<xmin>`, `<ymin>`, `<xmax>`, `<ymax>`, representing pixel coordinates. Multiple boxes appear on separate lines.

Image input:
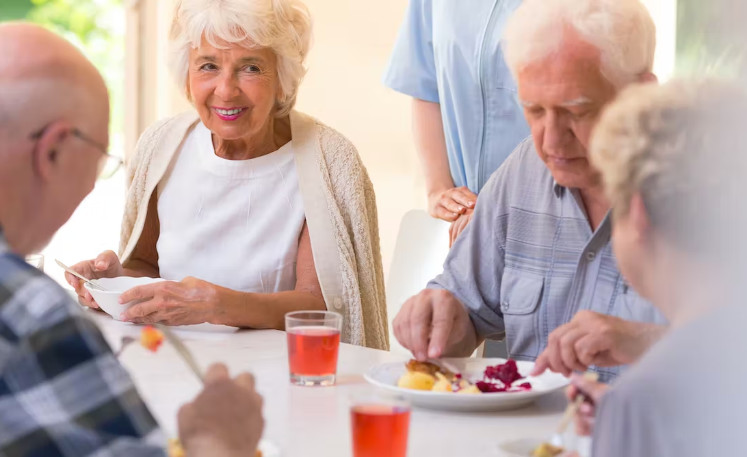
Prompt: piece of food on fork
<box><xmin>140</xmin><ymin>325</ymin><xmax>165</xmax><ymax>352</ymax></box>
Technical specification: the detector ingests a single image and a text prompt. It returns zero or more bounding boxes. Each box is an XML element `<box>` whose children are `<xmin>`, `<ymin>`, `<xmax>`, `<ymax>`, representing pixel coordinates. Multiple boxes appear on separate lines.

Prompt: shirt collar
<box><xmin>552</xmin><ymin>179</ymin><xmax>565</xmax><ymax>198</ymax></box>
<box><xmin>0</xmin><ymin>228</ymin><xmax>8</xmax><ymax>257</ymax></box>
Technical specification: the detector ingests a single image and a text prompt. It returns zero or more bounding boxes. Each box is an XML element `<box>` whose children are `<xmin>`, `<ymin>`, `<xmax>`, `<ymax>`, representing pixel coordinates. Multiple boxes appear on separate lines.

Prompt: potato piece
<box><xmin>531</xmin><ymin>442</ymin><xmax>564</xmax><ymax>457</ymax></box>
<box><xmin>456</xmin><ymin>385</ymin><xmax>481</xmax><ymax>394</ymax></box>
<box><xmin>431</xmin><ymin>372</ymin><xmax>453</xmax><ymax>392</ymax></box>
<box><xmin>397</xmin><ymin>371</ymin><xmax>436</xmax><ymax>390</ymax></box>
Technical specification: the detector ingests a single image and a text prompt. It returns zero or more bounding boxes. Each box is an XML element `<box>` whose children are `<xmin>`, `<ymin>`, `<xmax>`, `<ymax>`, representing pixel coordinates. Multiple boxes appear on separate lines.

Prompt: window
<box><xmin>676</xmin><ymin>0</ymin><xmax>747</xmax><ymax>80</ymax></box>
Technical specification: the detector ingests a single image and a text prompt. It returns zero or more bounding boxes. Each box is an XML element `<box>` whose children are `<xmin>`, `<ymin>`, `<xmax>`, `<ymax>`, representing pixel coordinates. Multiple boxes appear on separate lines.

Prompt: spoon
<box><xmin>55</xmin><ymin>259</ymin><xmax>108</xmax><ymax>291</ymax></box>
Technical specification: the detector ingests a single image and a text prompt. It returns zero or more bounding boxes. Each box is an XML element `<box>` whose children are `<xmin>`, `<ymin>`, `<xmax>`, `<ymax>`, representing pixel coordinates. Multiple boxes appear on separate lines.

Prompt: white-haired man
<box><xmin>0</xmin><ymin>23</ymin><xmax>262</xmax><ymax>456</ymax></box>
<box><xmin>393</xmin><ymin>0</ymin><xmax>666</xmax><ymax>382</ymax></box>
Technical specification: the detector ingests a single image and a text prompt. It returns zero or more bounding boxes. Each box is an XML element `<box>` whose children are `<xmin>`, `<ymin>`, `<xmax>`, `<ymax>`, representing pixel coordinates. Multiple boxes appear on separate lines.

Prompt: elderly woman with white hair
<box><xmin>67</xmin><ymin>0</ymin><xmax>389</xmax><ymax>350</ymax></box>
<box><xmin>558</xmin><ymin>80</ymin><xmax>747</xmax><ymax>457</ymax></box>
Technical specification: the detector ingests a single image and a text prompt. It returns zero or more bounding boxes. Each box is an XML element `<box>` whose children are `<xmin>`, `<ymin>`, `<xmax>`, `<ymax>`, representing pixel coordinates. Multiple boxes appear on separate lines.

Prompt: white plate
<box><xmin>364</xmin><ymin>358</ymin><xmax>569</xmax><ymax>412</ymax></box>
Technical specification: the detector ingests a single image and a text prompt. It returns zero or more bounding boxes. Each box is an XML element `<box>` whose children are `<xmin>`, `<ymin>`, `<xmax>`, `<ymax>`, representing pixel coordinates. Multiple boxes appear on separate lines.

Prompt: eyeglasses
<box><xmin>29</xmin><ymin>125</ymin><xmax>123</xmax><ymax>179</ymax></box>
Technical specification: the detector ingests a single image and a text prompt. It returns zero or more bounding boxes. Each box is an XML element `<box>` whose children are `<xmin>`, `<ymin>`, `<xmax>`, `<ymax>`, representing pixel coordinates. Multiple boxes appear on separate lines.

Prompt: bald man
<box><xmin>0</xmin><ymin>23</ymin><xmax>263</xmax><ymax>457</ymax></box>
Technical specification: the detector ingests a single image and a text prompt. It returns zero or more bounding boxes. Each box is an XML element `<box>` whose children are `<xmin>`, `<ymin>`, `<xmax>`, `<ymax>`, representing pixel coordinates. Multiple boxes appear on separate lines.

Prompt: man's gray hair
<box><xmin>169</xmin><ymin>0</ymin><xmax>312</xmax><ymax>117</ymax></box>
<box><xmin>502</xmin><ymin>0</ymin><xmax>656</xmax><ymax>87</ymax></box>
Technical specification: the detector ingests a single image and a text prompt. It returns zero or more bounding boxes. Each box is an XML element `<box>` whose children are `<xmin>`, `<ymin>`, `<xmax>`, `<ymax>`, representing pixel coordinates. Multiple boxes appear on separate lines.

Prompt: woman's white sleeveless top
<box><xmin>156</xmin><ymin>122</ymin><xmax>305</xmax><ymax>293</ymax></box>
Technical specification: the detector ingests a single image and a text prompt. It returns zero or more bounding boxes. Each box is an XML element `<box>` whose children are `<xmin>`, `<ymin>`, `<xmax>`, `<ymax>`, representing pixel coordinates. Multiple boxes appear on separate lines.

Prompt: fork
<box><xmin>113</xmin><ymin>335</ymin><xmax>135</xmax><ymax>358</ymax></box>
<box><xmin>548</xmin><ymin>371</ymin><xmax>600</xmax><ymax>448</ymax></box>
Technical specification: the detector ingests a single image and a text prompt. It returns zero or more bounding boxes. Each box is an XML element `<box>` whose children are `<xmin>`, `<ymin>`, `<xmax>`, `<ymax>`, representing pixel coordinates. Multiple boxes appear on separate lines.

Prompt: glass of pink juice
<box><xmin>285</xmin><ymin>310</ymin><xmax>342</xmax><ymax>386</ymax></box>
<box><xmin>350</xmin><ymin>395</ymin><xmax>410</xmax><ymax>457</ymax></box>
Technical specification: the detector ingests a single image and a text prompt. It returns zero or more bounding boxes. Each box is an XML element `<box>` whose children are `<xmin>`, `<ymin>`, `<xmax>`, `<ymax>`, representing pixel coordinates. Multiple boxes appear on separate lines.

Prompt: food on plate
<box><xmin>168</xmin><ymin>439</ymin><xmax>185</xmax><ymax>457</ymax></box>
<box><xmin>396</xmin><ymin>359</ymin><xmax>532</xmax><ymax>394</ymax></box>
<box><xmin>168</xmin><ymin>438</ymin><xmax>263</xmax><ymax>457</ymax></box>
<box><xmin>406</xmin><ymin>359</ymin><xmax>455</xmax><ymax>379</ymax></box>
<box><xmin>531</xmin><ymin>442</ymin><xmax>564</xmax><ymax>457</ymax></box>
<box><xmin>397</xmin><ymin>370</ymin><xmax>436</xmax><ymax>390</ymax></box>
<box><xmin>140</xmin><ymin>325</ymin><xmax>164</xmax><ymax>352</ymax></box>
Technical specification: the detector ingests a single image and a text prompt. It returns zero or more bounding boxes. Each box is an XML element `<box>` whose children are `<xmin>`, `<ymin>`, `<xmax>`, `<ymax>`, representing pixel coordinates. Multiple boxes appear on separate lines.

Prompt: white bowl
<box><xmin>84</xmin><ymin>276</ymin><xmax>166</xmax><ymax>320</ymax></box>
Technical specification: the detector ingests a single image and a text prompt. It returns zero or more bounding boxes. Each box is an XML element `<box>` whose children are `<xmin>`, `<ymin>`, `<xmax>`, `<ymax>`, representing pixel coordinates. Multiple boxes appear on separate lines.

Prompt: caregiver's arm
<box><xmin>413</xmin><ymin>99</ymin><xmax>476</xmax><ymax>222</ymax></box>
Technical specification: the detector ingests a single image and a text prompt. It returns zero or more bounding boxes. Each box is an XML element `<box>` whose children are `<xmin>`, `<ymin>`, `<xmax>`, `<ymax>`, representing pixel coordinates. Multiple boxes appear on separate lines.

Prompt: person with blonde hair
<box><xmin>564</xmin><ymin>79</ymin><xmax>747</xmax><ymax>457</ymax></box>
<box><xmin>393</xmin><ymin>0</ymin><xmax>666</xmax><ymax>382</ymax></box>
<box><xmin>67</xmin><ymin>0</ymin><xmax>389</xmax><ymax>350</ymax></box>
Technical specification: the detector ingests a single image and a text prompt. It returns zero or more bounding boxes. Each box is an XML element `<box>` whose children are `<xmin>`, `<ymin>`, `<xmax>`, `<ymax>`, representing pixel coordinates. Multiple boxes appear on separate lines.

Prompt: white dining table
<box><xmin>87</xmin><ymin>310</ymin><xmax>571</xmax><ymax>457</ymax></box>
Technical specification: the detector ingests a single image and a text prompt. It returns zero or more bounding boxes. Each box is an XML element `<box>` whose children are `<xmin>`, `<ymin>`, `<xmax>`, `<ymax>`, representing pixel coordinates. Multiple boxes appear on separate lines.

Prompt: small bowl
<box><xmin>84</xmin><ymin>276</ymin><xmax>166</xmax><ymax>320</ymax></box>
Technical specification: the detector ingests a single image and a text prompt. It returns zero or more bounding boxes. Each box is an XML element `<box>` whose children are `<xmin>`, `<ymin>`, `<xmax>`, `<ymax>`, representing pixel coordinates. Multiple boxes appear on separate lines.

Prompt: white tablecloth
<box><xmin>88</xmin><ymin>311</ymin><xmax>568</xmax><ymax>457</ymax></box>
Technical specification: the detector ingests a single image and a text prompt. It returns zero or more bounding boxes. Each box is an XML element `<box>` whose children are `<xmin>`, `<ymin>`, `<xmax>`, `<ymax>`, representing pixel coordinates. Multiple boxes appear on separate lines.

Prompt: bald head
<box><xmin>0</xmin><ymin>23</ymin><xmax>106</xmax><ymax>89</ymax></box>
<box><xmin>0</xmin><ymin>23</ymin><xmax>108</xmax><ymax>139</ymax></box>
<box><xmin>0</xmin><ymin>23</ymin><xmax>111</xmax><ymax>256</ymax></box>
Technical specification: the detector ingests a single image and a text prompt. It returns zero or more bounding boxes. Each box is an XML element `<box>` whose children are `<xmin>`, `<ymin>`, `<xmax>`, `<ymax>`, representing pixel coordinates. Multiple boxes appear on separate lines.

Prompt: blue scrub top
<box><xmin>384</xmin><ymin>0</ymin><xmax>530</xmax><ymax>193</ymax></box>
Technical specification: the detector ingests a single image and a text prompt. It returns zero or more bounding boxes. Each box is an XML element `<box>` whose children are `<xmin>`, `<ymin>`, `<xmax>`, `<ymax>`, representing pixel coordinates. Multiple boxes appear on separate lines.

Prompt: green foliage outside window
<box><xmin>676</xmin><ymin>0</ymin><xmax>747</xmax><ymax>83</ymax></box>
<box><xmin>1</xmin><ymin>0</ymin><xmax>125</xmax><ymax>156</ymax></box>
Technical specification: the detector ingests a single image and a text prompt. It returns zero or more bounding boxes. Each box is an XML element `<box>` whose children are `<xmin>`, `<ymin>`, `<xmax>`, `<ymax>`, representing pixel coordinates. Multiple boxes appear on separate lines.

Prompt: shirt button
<box><xmin>333</xmin><ymin>297</ymin><xmax>343</xmax><ymax>311</ymax></box>
<box><xmin>501</xmin><ymin>301</ymin><xmax>510</xmax><ymax>311</ymax></box>
<box><xmin>585</xmin><ymin>251</ymin><xmax>596</xmax><ymax>261</ymax></box>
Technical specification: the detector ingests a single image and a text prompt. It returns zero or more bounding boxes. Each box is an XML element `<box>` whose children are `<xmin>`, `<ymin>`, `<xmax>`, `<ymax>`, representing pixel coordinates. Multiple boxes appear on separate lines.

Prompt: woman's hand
<box><xmin>65</xmin><ymin>250</ymin><xmax>125</xmax><ymax>309</ymax></box>
<box><xmin>449</xmin><ymin>208</ymin><xmax>474</xmax><ymax>247</ymax></box>
<box><xmin>566</xmin><ymin>373</ymin><xmax>610</xmax><ymax>437</ymax></box>
<box><xmin>119</xmin><ymin>276</ymin><xmax>220</xmax><ymax>325</ymax></box>
<box><xmin>427</xmin><ymin>186</ymin><xmax>477</xmax><ymax>222</ymax></box>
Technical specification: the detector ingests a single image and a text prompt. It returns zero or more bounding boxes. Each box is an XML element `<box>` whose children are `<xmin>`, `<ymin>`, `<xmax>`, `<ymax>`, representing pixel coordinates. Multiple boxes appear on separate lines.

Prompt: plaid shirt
<box><xmin>0</xmin><ymin>234</ymin><xmax>166</xmax><ymax>457</ymax></box>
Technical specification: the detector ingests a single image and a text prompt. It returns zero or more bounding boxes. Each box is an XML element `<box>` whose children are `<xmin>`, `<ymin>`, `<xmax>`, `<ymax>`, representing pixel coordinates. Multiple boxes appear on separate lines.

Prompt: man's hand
<box><xmin>428</xmin><ymin>186</ymin><xmax>477</xmax><ymax>222</ymax></box>
<box><xmin>393</xmin><ymin>288</ymin><xmax>478</xmax><ymax>360</ymax></box>
<box><xmin>566</xmin><ymin>372</ymin><xmax>610</xmax><ymax>436</ymax></box>
<box><xmin>449</xmin><ymin>208</ymin><xmax>474</xmax><ymax>247</ymax></box>
<box><xmin>65</xmin><ymin>250</ymin><xmax>125</xmax><ymax>309</ymax></box>
<box><xmin>178</xmin><ymin>364</ymin><xmax>264</xmax><ymax>457</ymax></box>
<box><xmin>531</xmin><ymin>310</ymin><xmax>665</xmax><ymax>377</ymax></box>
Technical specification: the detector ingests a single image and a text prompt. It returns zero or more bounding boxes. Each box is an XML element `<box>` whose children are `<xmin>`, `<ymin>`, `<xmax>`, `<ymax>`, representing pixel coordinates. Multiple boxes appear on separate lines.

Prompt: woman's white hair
<box><xmin>502</xmin><ymin>0</ymin><xmax>656</xmax><ymax>87</ymax></box>
<box><xmin>169</xmin><ymin>0</ymin><xmax>312</xmax><ymax>116</ymax></box>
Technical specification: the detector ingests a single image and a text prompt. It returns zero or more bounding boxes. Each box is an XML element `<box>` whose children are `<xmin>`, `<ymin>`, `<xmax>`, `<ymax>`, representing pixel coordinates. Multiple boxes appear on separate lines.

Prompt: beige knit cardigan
<box><xmin>118</xmin><ymin>110</ymin><xmax>389</xmax><ymax>350</ymax></box>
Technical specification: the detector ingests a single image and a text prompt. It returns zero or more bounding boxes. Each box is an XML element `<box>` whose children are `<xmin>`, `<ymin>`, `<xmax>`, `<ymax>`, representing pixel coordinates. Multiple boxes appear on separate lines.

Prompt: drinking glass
<box><xmin>285</xmin><ymin>310</ymin><xmax>342</xmax><ymax>386</ymax></box>
<box><xmin>350</xmin><ymin>393</ymin><xmax>410</xmax><ymax>457</ymax></box>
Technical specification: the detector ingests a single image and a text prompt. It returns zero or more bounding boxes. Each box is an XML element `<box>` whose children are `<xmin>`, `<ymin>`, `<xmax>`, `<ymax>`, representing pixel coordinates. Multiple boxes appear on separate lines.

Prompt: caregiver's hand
<box><xmin>119</xmin><ymin>276</ymin><xmax>219</xmax><ymax>325</ymax></box>
<box><xmin>428</xmin><ymin>186</ymin><xmax>477</xmax><ymax>222</ymax></box>
<box><xmin>65</xmin><ymin>250</ymin><xmax>124</xmax><ymax>309</ymax></box>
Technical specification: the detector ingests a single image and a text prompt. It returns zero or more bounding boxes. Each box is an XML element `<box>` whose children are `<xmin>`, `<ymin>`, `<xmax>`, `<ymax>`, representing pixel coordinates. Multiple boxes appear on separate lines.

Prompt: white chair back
<box><xmin>386</xmin><ymin>210</ymin><xmax>450</xmax><ymax>355</ymax></box>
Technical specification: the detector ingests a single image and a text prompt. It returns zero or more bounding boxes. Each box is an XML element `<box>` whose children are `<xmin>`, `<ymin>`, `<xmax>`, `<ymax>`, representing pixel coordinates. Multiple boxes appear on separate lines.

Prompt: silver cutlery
<box><xmin>154</xmin><ymin>323</ymin><xmax>205</xmax><ymax>384</ymax></box>
<box><xmin>54</xmin><ymin>259</ymin><xmax>108</xmax><ymax>291</ymax></box>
